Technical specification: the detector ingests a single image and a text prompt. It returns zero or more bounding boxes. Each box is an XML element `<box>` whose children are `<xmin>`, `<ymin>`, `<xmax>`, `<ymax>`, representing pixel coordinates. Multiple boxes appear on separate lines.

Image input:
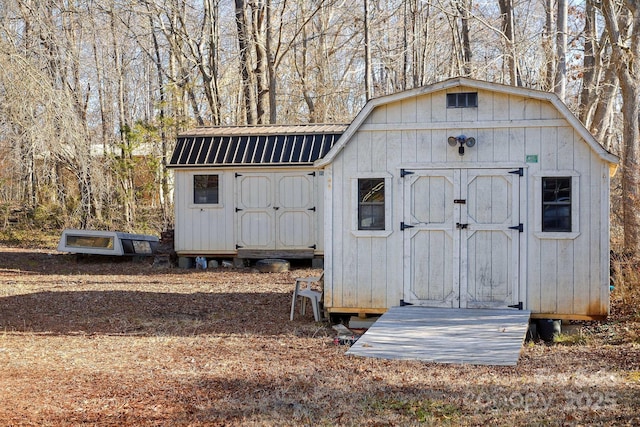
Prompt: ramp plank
<box><xmin>346</xmin><ymin>307</ymin><xmax>531</xmax><ymax>366</ymax></box>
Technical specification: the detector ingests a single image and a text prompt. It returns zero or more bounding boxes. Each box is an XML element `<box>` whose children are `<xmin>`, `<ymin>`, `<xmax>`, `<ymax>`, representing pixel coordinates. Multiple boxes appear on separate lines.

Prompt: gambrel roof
<box><xmin>169</xmin><ymin>124</ymin><xmax>347</xmax><ymax>168</ymax></box>
<box><xmin>315</xmin><ymin>77</ymin><xmax>618</xmax><ymax>167</ymax></box>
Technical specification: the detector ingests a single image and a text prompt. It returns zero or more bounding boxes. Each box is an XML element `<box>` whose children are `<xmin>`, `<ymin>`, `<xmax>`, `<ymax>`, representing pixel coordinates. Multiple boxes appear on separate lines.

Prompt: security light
<box><xmin>448</xmin><ymin>135</ymin><xmax>477</xmax><ymax>156</ymax></box>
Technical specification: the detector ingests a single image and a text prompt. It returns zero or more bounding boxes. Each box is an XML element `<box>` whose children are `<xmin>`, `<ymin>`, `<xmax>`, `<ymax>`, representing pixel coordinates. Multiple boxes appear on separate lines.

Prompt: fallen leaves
<box><xmin>0</xmin><ymin>246</ymin><xmax>638</xmax><ymax>425</ymax></box>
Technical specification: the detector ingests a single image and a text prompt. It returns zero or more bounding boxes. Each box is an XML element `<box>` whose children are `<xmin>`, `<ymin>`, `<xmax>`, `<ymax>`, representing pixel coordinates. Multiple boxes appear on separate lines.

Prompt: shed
<box><xmin>316</xmin><ymin>77</ymin><xmax>617</xmax><ymax>321</ymax></box>
<box><xmin>168</xmin><ymin>124</ymin><xmax>347</xmax><ymax>261</ymax></box>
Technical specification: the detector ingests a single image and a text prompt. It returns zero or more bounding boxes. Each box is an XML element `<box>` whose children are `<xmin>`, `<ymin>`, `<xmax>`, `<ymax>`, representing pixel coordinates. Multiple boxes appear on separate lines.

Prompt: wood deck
<box><xmin>346</xmin><ymin>306</ymin><xmax>531</xmax><ymax>366</ymax></box>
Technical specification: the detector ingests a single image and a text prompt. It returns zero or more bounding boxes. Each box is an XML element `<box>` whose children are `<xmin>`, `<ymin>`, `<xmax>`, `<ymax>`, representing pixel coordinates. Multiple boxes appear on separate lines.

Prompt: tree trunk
<box><xmin>203</xmin><ymin>0</ymin><xmax>222</xmax><ymax>125</ymax></box>
<box><xmin>111</xmin><ymin>10</ymin><xmax>134</xmax><ymax>229</ymax></box>
<box><xmin>554</xmin><ymin>0</ymin><xmax>567</xmax><ymax>101</ymax></box>
<box><xmin>252</xmin><ymin>0</ymin><xmax>270</xmax><ymax>124</ymax></box>
<box><xmin>498</xmin><ymin>0</ymin><xmax>520</xmax><ymax>86</ymax></box>
<box><xmin>542</xmin><ymin>0</ymin><xmax>555</xmax><ymax>91</ymax></box>
<box><xmin>601</xmin><ymin>0</ymin><xmax>640</xmax><ymax>256</ymax></box>
<box><xmin>458</xmin><ymin>0</ymin><xmax>472</xmax><ymax>77</ymax></box>
<box><xmin>579</xmin><ymin>0</ymin><xmax>598</xmax><ymax>123</ymax></box>
<box><xmin>235</xmin><ymin>0</ymin><xmax>256</xmax><ymax>124</ymax></box>
<box><xmin>364</xmin><ymin>0</ymin><xmax>373</xmax><ymax>100</ymax></box>
<box><xmin>589</xmin><ymin>66</ymin><xmax>619</xmax><ymax>150</ymax></box>
<box><xmin>266</xmin><ymin>0</ymin><xmax>276</xmax><ymax>124</ymax></box>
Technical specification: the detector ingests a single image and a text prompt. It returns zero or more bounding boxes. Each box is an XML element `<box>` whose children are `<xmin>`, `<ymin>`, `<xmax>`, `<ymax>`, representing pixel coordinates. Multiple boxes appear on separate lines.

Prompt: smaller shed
<box><xmin>168</xmin><ymin>124</ymin><xmax>347</xmax><ymax>261</ymax></box>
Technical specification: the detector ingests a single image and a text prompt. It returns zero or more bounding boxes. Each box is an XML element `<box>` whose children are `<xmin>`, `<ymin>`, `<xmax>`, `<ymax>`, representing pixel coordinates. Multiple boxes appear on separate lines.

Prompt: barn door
<box><xmin>402</xmin><ymin>170</ymin><xmax>459</xmax><ymax>307</ymax></box>
<box><xmin>460</xmin><ymin>169</ymin><xmax>520</xmax><ymax>308</ymax></box>
<box><xmin>274</xmin><ymin>172</ymin><xmax>316</xmax><ymax>249</ymax></box>
<box><xmin>402</xmin><ymin>168</ymin><xmax>521</xmax><ymax>309</ymax></box>
<box><xmin>236</xmin><ymin>173</ymin><xmax>276</xmax><ymax>250</ymax></box>
<box><xmin>236</xmin><ymin>172</ymin><xmax>316</xmax><ymax>250</ymax></box>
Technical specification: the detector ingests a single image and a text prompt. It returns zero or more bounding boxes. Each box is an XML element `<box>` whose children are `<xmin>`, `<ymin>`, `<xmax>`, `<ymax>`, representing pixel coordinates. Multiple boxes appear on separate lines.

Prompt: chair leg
<box><xmin>289</xmin><ymin>285</ymin><xmax>299</xmax><ymax>321</ymax></box>
<box><xmin>310</xmin><ymin>296</ymin><xmax>320</xmax><ymax>322</ymax></box>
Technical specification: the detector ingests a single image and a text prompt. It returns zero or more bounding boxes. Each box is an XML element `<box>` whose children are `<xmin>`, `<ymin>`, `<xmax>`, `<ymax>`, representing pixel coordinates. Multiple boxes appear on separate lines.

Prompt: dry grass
<box><xmin>0</xmin><ymin>246</ymin><xmax>639</xmax><ymax>426</ymax></box>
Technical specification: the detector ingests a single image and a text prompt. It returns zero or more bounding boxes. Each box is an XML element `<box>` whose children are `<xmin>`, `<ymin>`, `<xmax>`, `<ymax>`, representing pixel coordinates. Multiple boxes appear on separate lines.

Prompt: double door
<box><xmin>235</xmin><ymin>172</ymin><xmax>317</xmax><ymax>250</ymax></box>
<box><xmin>402</xmin><ymin>168</ymin><xmax>521</xmax><ymax>308</ymax></box>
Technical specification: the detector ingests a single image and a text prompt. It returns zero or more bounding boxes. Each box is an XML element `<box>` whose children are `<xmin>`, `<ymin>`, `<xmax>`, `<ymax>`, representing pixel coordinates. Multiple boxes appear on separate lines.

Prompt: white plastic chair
<box><xmin>290</xmin><ymin>273</ymin><xmax>324</xmax><ymax>321</ymax></box>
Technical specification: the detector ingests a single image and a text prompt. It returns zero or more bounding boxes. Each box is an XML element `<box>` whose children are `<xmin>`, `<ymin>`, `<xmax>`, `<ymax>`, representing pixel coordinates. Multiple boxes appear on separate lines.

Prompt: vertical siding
<box><xmin>573</xmin><ymin>145</ymin><xmax>593</xmax><ymax>313</ymax></box>
<box><xmin>174</xmin><ymin>170</ymin><xmax>235</xmax><ymax>254</ymax></box>
<box><xmin>315</xmin><ymin>172</ymin><xmax>325</xmax><ymax>253</ymax></box>
<box><xmin>326</xmin><ymin>87</ymin><xmax>610</xmax><ymax>317</ymax></box>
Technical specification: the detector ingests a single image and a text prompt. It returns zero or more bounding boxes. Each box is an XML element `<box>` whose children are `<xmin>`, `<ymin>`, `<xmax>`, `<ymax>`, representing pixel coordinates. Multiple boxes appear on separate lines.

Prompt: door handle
<box><xmin>456</xmin><ymin>223</ymin><xmax>468</xmax><ymax>230</ymax></box>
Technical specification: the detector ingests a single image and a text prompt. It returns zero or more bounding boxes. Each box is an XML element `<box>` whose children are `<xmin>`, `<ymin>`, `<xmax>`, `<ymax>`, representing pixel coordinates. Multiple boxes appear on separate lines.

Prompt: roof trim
<box><xmin>315</xmin><ymin>77</ymin><xmax>618</xmax><ymax>167</ymax></box>
<box><xmin>178</xmin><ymin>123</ymin><xmax>348</xmax><ymax>138</ymax></box>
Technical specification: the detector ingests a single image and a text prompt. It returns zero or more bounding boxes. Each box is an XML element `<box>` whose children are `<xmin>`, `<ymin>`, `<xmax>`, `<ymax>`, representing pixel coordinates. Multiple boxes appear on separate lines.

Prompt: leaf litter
<box><xmin>0</xmin><ymin>246</ymin><xmax>638</xmax><ymax>426</ymax></box>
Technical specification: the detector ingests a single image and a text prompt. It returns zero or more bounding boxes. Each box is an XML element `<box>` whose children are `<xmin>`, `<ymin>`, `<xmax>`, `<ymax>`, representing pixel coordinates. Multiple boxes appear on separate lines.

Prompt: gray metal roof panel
<box><xmin>169</xmin><ymin>125</ymin><xmax>346</xmax><ymax>167</ymax></box>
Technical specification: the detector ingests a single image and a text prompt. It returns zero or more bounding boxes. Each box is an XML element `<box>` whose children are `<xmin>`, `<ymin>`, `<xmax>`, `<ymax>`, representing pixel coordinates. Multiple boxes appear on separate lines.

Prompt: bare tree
<box><xmin>601</xmin><ymin>0</ymin><xmax>640</xmax><ymax>255</ymax></box>
<box><xmin>458</xmin><ymin>0</ymin><xmax>473</xmax><ymax>76</ymax></box>
<box><xmin>554</xmin><ymin>0</ymin><xmax>567</xmax><ymax>100</ymax></box>
<box><xmin>364</xmin><ymin>0</ymin><xmax>373</xmax><ymax>100</ymax></box>
<box><xmin>498</xmin><ymin>0</ymin><xmax>520</xmax><ymax>86</ymax></box>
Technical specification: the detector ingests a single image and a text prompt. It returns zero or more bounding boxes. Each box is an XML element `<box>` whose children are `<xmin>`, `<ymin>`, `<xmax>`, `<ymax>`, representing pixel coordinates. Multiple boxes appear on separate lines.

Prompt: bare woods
<box><xmin>0</xmin><ymin>1</ymin><xmax>638</xmax><ymax>253</ymax></box>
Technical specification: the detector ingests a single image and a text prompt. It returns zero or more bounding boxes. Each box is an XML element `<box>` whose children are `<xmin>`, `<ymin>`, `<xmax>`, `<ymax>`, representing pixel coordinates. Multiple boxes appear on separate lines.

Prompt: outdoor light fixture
<box><xmin>448</xmin><ymin>135</ymin><xmax>476</xmax><ymax>156</ymax></box>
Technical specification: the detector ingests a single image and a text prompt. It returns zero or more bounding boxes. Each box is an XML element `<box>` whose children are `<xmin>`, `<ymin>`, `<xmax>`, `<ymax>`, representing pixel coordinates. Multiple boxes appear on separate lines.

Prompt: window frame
<box><xmin>357</xmin><ymin>178</ymin><xmax>386</xmax><ymax>231</ymax></box>
<box><xmin>533</xmin><ymin>171</ymin><xmax>580</xmax><ymax>240</ymax></box>
<box><xmin>351</xmin><ymin>174</ymin><xmax>392</xmax><ymax>237</ymax></box>
<box><xmin>191</xmin><ymin>173</ymin><xmax>221</xmax><ymax>207</ymax></box>
<box><xmin>446</xmin><ymin>92</ymin><xmax>478</xmax><ymax>108</ymax></box>
<box><xmin>542</xmin><ymin>177</ymin><xmax>572</xmax><ymax>232</ymax></box>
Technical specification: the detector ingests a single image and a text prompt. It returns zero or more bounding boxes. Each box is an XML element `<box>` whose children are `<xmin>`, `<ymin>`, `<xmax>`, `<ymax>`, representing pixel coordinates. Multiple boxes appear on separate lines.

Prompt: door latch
<box><xmin>456</xmin><ymin>223</ymin><xmax>469</xmax><ymax>230</ymax></box>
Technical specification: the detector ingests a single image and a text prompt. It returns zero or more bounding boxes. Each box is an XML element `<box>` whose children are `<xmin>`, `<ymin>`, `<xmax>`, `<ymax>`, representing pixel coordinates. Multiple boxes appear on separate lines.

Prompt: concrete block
<box><xmin>178</xmin><ymin>256</ymin><xmax>193</xmax><ymax>269</ymax></box>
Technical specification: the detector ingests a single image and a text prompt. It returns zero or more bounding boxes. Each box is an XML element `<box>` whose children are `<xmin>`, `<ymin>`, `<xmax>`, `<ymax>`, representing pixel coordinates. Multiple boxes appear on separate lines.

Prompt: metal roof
<box><xmin>169</xmin><ymin>124</ymin><xmax>347</xmax><ymax>168</ymax></box>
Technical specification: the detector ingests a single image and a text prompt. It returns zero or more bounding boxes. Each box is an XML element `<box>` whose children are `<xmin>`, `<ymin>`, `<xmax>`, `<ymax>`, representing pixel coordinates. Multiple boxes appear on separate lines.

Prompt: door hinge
<box><xmin>400</xmin><ymin>222</ymin><xmax>415</xmax><ymax>230</ymax></box>
<box><xmin>456</xmin><ymin>222</ymin><xmax>469</xmax><ymax>230</ymax></box>
<box><xmin>508</xmin><ymin>302</ymin><xmax>523</xmax><ymax>310</ymax></box>
<box><xmin>235</xmin><ymin>244</ymin><xmax>244</xmax><ymax>249</ymax></box>
<box><xmin>509</xmin><ymin>168</ymin><xmax>524</xmax><ymax>176</ymax></box>
<box><xmin>308</xmin><ymin>244</ymin><xmax>317</xmax><ymax>249</ymax></box>
<box><xmin>400</xmin><ymin>169</ymin><xmax>414</xmax><ymax>178</ymax></box>
<box><xmin>400</xmin><ymin>299</ymin><xmax>414</xmax><ymax>306</ymax></box>
<box><xmin>308</xmin><ymin>171</ymin><xmax>316</xmax><ymax>176</ymax></box>
<box><xmin>509</xmin><ymin>223</ymin><xmax>524</xmax><ymax>232</ymax></box>
<box><xmin>308</xmin><ymin>206</ymin><xmax>316</xmax><ymax>212</ymax></box>
<box><xmin>454</xmin><ymin>199</ymin><xmax>466</xmax><ymax>204</ymax></box>
<box><xmin>235</xmin><ymin>207</ymin><xmax>243</xmax><ymax>212</ymax></box>
<box><xmin>235</xmin><ymin>173</ymin><xmax>242</xmax><ymax>178</ymax></box>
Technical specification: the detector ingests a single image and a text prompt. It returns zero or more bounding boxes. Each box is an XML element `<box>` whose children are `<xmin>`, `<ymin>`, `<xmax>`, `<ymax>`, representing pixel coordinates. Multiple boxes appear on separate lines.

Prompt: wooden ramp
<box><xmin>346</xmin><ymin>306</ymin><xmax>531</xmax><ymax>366</ymax></box>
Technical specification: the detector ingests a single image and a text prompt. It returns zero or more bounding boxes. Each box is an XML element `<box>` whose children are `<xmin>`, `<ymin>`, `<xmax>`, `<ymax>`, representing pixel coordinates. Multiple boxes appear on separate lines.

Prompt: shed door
<box><xmin>403</xmin><ymin>168</ymin><xmax>521</xmax><ymax>309</ymax></box>
<box><xmin>236</xmin><ymin>172</ymin><xmax>316</xmax><ymax>250</ymax></box>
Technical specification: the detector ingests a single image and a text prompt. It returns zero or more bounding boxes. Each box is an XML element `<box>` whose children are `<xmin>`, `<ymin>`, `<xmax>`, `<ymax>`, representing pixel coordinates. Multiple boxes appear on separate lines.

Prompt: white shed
<box><xmin>316</xmin><ymin>78</ymin><xmax>618</xmax><ymax>321</ymax></box>
<box><xmin>168</xmin><ymin>124</ymin><xmax>346</xmax><ymax>262</ymax></box>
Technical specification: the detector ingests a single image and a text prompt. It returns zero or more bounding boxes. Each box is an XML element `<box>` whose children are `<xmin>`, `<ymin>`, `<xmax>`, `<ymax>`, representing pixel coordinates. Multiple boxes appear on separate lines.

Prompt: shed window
<box><xmin>194</xmin><ymin>174</ymin><xmax>219</xmax><ymax>204</ymax></box>
<box><xmin>447</xmin><ymin>92</ymin><xmax>478</xmax><ymax>108</ymax></box>
<box><xmin>542</xmin><ymin>177</ymin><xmax>571</xmax><ymax>232</ymax></box>
<box><xmin>358</xmin><ymin>178</ymin><xmax>385</xmax><ymax>230</ymax></box>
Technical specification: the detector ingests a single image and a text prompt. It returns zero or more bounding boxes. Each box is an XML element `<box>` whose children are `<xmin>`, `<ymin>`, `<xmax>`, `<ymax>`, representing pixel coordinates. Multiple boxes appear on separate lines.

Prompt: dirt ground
<box><xmin>0</xmin><ymin>245</ymin><xmax>638</xmax><ymax>426</ymax></box>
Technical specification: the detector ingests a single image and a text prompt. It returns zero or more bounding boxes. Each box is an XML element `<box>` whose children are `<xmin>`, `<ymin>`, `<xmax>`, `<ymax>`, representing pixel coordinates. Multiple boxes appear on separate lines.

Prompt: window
<box><xmin>542</xmin><ymin>177</ymin><xmax>571</xmax><ymax>232</ymax></box>
<box><xmin>194</xmin><ymin>174</ymin><xmax>219</xmax><ymax>204</ymax></box>
<box><xmin>66</xmin><ymin>235</ymin><xmax>114</xmax><ymax>249</ymax></box>
<box><xmin>447</xmin><ymin>92</ymin><xmax>478</xmax><ymax>108</ymax></box>
<box><xmin>358</xmin><ymin>178</ymin><xmax>385</xmax><ymax>230</ymax></box>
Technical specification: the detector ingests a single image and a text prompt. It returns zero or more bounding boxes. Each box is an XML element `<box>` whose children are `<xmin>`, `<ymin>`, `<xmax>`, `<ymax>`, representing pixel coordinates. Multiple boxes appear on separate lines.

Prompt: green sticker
<box><xmin>526</xmin><ymin>155</ymin><xmax>538</xmax><ymax>163</ymax></box>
